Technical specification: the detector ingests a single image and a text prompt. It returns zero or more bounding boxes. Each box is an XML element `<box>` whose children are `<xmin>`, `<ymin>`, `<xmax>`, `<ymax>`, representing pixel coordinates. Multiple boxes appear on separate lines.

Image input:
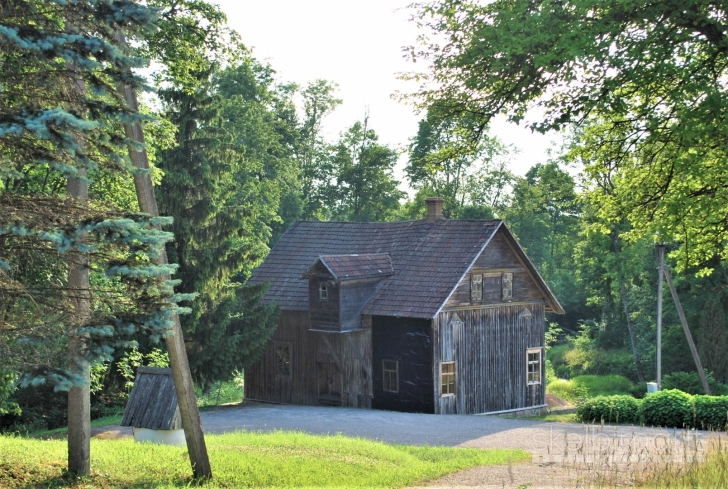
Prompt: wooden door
<box><xmin>317</xmin><ymin>362</ymin><xmax>343</xmax><ymax>406</ymax></box>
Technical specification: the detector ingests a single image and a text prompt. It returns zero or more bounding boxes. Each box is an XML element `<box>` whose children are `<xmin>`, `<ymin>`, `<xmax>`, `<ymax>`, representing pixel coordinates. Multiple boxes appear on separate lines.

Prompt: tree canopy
<box><xmin>407</xmin><ymin>0</ymin><xmax>728</xmax><ymax>271</ymax></box>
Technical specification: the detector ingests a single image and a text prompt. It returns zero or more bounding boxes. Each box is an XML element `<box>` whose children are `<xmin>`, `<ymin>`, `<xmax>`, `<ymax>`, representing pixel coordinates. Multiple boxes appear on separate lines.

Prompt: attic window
<box><xmin>471</xmin><ymin>274</ymin><xmax>483</xmax><ymax>303</ymax></box>
<box><xmin>502</xmin><ymin>272</ymin><xmax>513</xmax><ymax>302</ymax></box>
<box><xmin>383</xmin><ymin>360</ymin><xmax>398</xmax><ymax>393</ymax></box>
<box><xmin>527</xmin><ymin>348</ymin><xmax>542</xmax><ymax>385</ymax></box>
<box><xmin>319</xmin><ymin>283</ymin><xmax>328</xmax><ymax>300</ymax></box>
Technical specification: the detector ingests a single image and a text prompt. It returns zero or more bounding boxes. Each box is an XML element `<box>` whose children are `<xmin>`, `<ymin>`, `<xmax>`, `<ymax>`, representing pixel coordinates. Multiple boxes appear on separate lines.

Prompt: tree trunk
<box><xmin>66</xmin><ymin>170</ymin><xmax>91</xmax><ymax>476</ymax></box>
<box><xmin>618</xmin><ymin>280</ymin><xmax>645</xmax><ymax>383</ymax></box>
<box><xmin>66</xmin><ymin>49</ymin><xmax>91</xmax><ymax>476</ymax></box>
<box><xmin>114</xmin><ymin>31</ymin><xmax>212</xmax><ymax>479</ymax></box>
<box><xmin>612</xmin><ymin>229</ymin><xmax>645</xmax><ymax>383</ymax></box>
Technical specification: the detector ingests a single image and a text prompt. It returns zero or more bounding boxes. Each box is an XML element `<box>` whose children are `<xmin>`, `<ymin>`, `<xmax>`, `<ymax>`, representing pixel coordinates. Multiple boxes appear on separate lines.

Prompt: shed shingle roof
<box><xmin>250</xmin><ymin>219</ymin><xmax>502</xmax><ymax>319</ymax></box>
<box><xmin>120</xmin><ymin>367</ymin><xmax>181</xmax><ymax>430</ymax></box>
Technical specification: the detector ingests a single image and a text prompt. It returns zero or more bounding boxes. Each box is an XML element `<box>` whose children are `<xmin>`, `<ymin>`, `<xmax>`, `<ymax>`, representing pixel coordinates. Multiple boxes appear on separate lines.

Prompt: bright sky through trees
<box><xmin>215</xmin><ymin>0</ymin><xmax>558</xmax><ymax>179</ymax></box>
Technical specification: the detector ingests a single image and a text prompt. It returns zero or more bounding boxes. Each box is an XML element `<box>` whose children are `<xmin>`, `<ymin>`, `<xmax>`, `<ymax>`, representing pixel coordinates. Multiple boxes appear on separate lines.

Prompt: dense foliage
<box><xmin>577</xmin><ymin>390</ymin><xmax>728</xmax><ymax>430</ymax></box>
<box><xmin>407</xmin><ymin>0</ymin><xmax>728</xmax><ymax>272</ymax></box>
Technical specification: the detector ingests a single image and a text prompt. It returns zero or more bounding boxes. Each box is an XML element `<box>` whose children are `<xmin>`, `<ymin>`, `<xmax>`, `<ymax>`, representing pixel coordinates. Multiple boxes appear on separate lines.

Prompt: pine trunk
<box><xmin>66</xmin><ymin>170</ymin><xmax>91</xmax><ymax>476</ymax></box>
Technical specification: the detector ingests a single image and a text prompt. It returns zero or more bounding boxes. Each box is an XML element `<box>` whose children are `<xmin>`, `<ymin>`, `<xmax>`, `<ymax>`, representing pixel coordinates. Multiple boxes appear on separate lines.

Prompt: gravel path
<box><xmin>94</xmin><ymin>401</ymin><xmax>719</xmax><ymax>488</ymax></box>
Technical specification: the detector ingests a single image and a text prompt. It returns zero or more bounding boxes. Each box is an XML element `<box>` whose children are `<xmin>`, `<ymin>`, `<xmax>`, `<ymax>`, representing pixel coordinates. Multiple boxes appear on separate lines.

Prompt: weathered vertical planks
<box><xmin>433</xmin><ymin>303</ymin><xmax>545</xmax><ymax>414</ymax></box>
<box><xmin>244</xmin><ymin>310</ymin><xmax>373</xmax><ymax>408</ymax></box>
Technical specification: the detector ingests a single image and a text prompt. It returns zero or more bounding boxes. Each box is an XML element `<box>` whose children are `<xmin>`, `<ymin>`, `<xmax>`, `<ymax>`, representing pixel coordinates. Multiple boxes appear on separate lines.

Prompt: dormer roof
<box><xmin>304</xmin><ymin>253</ymin><xmax>394</xmax><ymax>281</ymax></box>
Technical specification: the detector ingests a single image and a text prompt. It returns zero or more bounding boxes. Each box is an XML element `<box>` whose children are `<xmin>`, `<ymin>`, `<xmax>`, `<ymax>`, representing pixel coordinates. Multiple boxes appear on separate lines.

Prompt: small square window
<box><xmin>441</xmin><ymin>362</ymin><xmax>456</xmax><ymax>396</ymax></box>
<box><xmin>276</xmin><ymin>343</ymin><xmax>291</xmax><ymax>376</ymax></box>
<box><xmin>319</xmin><ymin>283</ymin><xmax>328</xmax><ymax>300</ymax></box>
<box><xmin>471</xmin><ymin>273</ymin><xmax>483</xmax><ymax>303</ymax></box>
<box><xmin>527</xmin><ymin>348</ymin><xmax>542</xmax><ymax>385</ymax></box>
<box><xmin>383</xmin><ymin>360</ymin><xmax>398</xmax><ymax>393</ymax></box>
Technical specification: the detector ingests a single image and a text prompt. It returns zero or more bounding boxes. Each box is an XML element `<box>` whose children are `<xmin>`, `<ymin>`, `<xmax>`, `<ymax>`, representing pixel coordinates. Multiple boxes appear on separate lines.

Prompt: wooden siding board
<box><xmin>339</xmin><ymin>278</ymin><xmax>382</xmax><ymax>331</ymax></box>
<box><xmin>121</xmin><ymin>367</ymin><xmax>181</xmax><ymax>430</ymax></box>
<box><xmin>444</xmin><ymin>231</ymin><xmax>546</xmax><ymax>310</ymax></box>
<box><xmin>433</xmin><ymin>303</ymin><xmax>545</xmax><ymax>415</ymax></box>
<box><xmin>245</xmin><ymin>311</ymin><xmax>372</xmax><ymax>408</ymax></box>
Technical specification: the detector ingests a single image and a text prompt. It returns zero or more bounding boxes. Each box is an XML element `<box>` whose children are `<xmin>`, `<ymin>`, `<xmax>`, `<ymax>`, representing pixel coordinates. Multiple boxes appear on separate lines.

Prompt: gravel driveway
<box><xmin>95</xmin><ymin>401</ymin><xmax>720</xmax><ymax>488</ymax></box>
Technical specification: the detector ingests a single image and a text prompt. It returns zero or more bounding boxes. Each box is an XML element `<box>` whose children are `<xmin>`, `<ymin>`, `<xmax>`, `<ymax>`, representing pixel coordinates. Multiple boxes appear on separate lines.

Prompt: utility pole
<box><xmin>656</xmin><ymin>244</ymin><xmax>664</xmax><ymax>390</ymax></box>
<box><xmin>655</xmin><ymin>244</ymin><xmax>711</xmax><ymax>395</ymax></box>
<box><xmin>114</xmin><ymin>32</ymin><xmax>212</xmax><ymax>479</ymax></box>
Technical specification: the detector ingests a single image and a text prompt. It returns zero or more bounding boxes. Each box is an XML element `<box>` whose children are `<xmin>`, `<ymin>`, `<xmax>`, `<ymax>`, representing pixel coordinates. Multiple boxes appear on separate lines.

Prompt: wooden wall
<box><xmin>432</xmin><ymin>303</ymin><xmax>545</xmax><ymax>414</ymax></box>
<box><xmin>339</xmin><ymin>278</ymin><xmax>382</xmax><ymax>331</ymax></box>
<box><xmin>372</xmin><ymin>315</ymin><xmax>434</xmax><ymax>413</ymax></box>
<box><xmin>244</xmin><ymin>310</ymin><xmax>372</xmax><ymax>408</ymax></box>
<box><xmin>445</xmin><ymin>230</ymin><xmax>545</xmax><ymax>310</ymax></box>
<box><xmin>308</xmin><ymin>263</ymin><xmax>340</xmax><ymax>331</ymax></box>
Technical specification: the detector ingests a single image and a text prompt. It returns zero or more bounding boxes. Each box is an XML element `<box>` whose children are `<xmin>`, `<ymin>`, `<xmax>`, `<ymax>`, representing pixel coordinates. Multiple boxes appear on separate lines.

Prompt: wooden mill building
<box><xmin>246</xmin><ymin>198</ymin><xmax>563</xmax><ymax>415</ymax></box>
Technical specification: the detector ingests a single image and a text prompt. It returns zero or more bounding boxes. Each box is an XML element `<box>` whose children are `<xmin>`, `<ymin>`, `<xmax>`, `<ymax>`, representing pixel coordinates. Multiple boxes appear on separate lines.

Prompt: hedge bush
<box><xmin>642</xmin><ymin>389</ymin><xmax>693</xmax><ymax>428</ymax></box>
<box><xmin>692</xmin><ymin>395</ymin><xmax>728</xmax><ymax>430</ymax></box>
<box><xmin>575</xmin><ymin>390</ymin><xmax>728</xmax><ymax>429</ymax></box>
<box><xmin>576</xmin><ymin>395</ymin><xmax>641</xmax><ymax>424</ymax></box>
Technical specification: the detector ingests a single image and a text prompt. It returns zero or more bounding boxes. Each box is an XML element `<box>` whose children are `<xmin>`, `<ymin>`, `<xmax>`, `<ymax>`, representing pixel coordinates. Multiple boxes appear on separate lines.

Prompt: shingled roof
<box><xmin>306</xmin><ymin>253</ymin><xmax>394</xmax><ymax>281</ymax></box>
<box><xmin>251</xmin><ymin>219</ymin><xmax>509</xmax><ymax>319</ymax></box>
<box><xmin>120</xmin><ymin>367</ymin><xmax>181</xmax><ymax>430</ymax></box>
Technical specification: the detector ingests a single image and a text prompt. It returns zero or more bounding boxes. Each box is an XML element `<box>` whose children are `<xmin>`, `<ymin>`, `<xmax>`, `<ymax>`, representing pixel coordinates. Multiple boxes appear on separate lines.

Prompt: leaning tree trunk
<box><xmin>612</xmin><ymin>228</ymin><xmax>645</xmax><ymax>383</ymax></box>
<box><xmin>115</xmin><ymin>32</ymin><xmax>212</xmax><ymax>479</ymax></box>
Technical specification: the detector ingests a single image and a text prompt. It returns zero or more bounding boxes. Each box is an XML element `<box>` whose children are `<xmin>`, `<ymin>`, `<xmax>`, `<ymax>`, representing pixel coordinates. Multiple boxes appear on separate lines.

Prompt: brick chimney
<box><xmin>425</xmin><ymin>197</ymin><xmax>444</xmax><ymax>223</ymax></box>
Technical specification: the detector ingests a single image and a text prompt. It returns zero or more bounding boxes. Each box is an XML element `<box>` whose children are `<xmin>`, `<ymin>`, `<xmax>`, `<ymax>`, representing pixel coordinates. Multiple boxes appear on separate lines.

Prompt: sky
<box><xmin>214</xmin><ymin>0</ymin><xmax>560</xmax><ymax>182</ymax></box>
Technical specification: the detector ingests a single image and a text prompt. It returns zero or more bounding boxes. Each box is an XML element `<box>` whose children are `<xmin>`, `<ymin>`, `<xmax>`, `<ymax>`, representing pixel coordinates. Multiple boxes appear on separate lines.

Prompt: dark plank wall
<box><xmin>339</xmin><ymin>278</ymin><xmax>382</xmax><ymax>331</ymax></box>
<box><xmin>372</xmin><ymin>315</ymin><xmax>434</xmax><ymax>413</ymax></box>
<box><xmin>432</xmin><ymin>303</ymin><xmax>545</xmax><ymax>414</ymax></box>
<box><xmin>245</xmin><ymin>310</ymin><xmax>372</xmax><ymax>408</ymax></box>
<box><xmin>445</xmin><ymin>231</ymin><xmax>545</xmax><ymax>310</ymax></box>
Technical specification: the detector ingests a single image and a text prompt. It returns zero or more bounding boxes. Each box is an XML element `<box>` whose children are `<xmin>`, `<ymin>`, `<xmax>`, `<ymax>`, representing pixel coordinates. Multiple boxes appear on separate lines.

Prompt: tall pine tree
<box><xmin>156</xmin><ymin>61</ymin><xmax>279</xmax><ymax>390</ymax></box>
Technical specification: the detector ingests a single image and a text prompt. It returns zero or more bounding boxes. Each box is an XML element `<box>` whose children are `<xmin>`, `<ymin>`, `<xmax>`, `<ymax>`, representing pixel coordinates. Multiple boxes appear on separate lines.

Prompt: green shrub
<box><xmin>575</xmin><ymin>395</ymin><xmax>641</xmax><ymax>424</ymax></box>
<box><xmin>572</xmin><ymin>375</ymin><xmax>635</xmax><ymax>397</ymax></box>
<box><xmin>630</xmin><ymin>381</ymin><xmax>648</xmax><ymax>399</ymax></box>
<box><xmin>642</xmin><ymin>389</ymin><xmax>693</xmax><ymax>428</ymax></box>
<box><xmin>662</xmin><ymin>371</ymin><xmax>728</xmax><ymax>396</ymax></box>
<box><xmin>692</xmin><ymin>395</ymin><xmax>728</xmax><ymax>430</ymax></box>
<box><xmin>546</xmin><ymin>378</ymin><xmax>588</xmax><ymax>402</ymax></box>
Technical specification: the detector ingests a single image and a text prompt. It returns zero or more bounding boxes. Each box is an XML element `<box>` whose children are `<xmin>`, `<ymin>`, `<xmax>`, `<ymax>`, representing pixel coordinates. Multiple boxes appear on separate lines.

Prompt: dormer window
<box><xmin>319</xmin><ymin>283</ymin><xmax>328</xmax><ymax>300</ymax></box>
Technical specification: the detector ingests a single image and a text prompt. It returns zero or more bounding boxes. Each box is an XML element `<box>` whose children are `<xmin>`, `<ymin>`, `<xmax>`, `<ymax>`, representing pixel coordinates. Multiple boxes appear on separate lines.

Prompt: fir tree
<box><xmin>156</xmin><ymin>60</ymin><xmax>280</xmax><ymax>389</ymax></box>
<box><xmin>0</xmin><ymin>0</ymin><xmax>192</xmax><ymax>473</ymax></box>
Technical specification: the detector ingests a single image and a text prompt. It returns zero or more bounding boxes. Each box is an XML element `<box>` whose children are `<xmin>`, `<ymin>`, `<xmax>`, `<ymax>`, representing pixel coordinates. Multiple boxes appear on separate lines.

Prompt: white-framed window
<box><xmin>471</xmin><ymin>273</ymin><xmax>483</xmax><ymax>303</ymax></box>
<box><xmin>527</xmin><ymin>348</ymin><xmax>542</xmax><ymax>385</ymax></box>
<box><xmin>276</xmin><ymin>342</ymin><xmax>291</xmax><ymax>376</ymax></box>
<box><xmin>383</xmin><ymin>360</ymin><xmax>398</xmax><ymax>393</ymax></box>
<box><xmin>319</xmin><ymin>283</ymin><xmax>328</xmax><ymax>300</ymax></box>
<box><xmin>441</xmin><ymin>361</ymin><xmax>456</xmax><ymax>396</ymax></box>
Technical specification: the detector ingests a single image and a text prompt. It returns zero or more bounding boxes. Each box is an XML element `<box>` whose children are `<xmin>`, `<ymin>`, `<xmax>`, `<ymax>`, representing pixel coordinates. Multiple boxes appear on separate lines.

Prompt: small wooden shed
<box><xmin>247</xmin><ymin>198</ymin><xmax>564</xmax><ymax>415</ymax></box>
<box><xmin>121</xmin><ymin>366</ymin><xmax>185</xmax><ymax>445</ymax></box>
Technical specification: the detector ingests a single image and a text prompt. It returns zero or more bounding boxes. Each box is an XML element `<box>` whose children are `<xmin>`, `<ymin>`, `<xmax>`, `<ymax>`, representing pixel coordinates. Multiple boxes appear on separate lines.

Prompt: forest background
<box><xmin>2</xmin><ymin>0</ymin><xmax>728</xmax><ymax>433</ymax></box>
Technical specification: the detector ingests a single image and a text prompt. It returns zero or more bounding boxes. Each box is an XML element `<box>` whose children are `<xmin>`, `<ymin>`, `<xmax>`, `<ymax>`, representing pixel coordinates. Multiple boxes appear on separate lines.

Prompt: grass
<box><xmin>640</xmin><ymin>438</ymin><xmax>728</xmax><ymax>488</ymax></box>
<box><xmin>546</xmin><ymin>374</ymin><xmax>635</xmax><ymax>402</ymax></box>
<box><xmin>196</xmin><ymin>378</ymin><xmax>244</xmax><ymax>408</ymax></box>
<box><xmin>0</xmin><ymin>430</ymin><xmax>529</xmax><ymax>488</ymax></box>
<box><xmin>520</xmin><ymin>412</ymin><xmax>577</xmax><ymax>423</ymax></box>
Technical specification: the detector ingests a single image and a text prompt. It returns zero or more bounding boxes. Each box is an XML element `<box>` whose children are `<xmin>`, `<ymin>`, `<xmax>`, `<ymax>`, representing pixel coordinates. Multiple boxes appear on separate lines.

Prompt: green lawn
<box><xmin>0</xmin><ymin>430</ymin><xmax>529</xmax><ymax>488</ymax></box>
